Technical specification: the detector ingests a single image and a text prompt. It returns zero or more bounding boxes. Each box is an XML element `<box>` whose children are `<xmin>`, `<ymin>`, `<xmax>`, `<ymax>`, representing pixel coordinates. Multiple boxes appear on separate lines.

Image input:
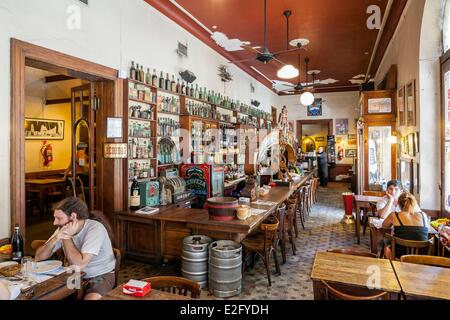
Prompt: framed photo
<box><xmin>25</xmin><ymin>118</ymin><xmax>64</xmax><ymax>140</ymax></box>
<box><xmin>307</xmin><ymin>98</ymin><xmax>322</xmax><ymax>117</ymax></box>
<box><xmin>397</xmin><ymin>87</ymin><xmax>405</xmax><ymax>126</ymax></box>
<box><xmin>107</xmin><ymin>117</ymin><xmax>123</xmax><ymax>138</ymax></box>
<box><xmin>348</xmin><ymin>134</ymin><xmax>357</xmax><ymax>140</ymax></box>
<box><xmin>335</xmin><ymin>119</ymin><xmax>349</xmax><ymax>135</ymax></box>
<box><xmin>401</xmin><ymin>136</ymin><xmax>409</xmax><ymax>155</ymax></box>
<box><xmin>400</xmin><ymin>159</ymin><xmax>413</xmax><ymax>193</ymax></box>
<box><xmin>413</xmin><ymin>162</ymin><xmax>420</xmax><ymax>197</ymax></box>
<box><xmin>315</xmin><ymin>137</ymin><xmax>325</xmax><ymax>142</ymax></box>
<box><xmin>347</xmin><ymin>139</ymin><xmax>357</xmax><ymax>146</ymax></box>
<box><xmin>414</xmin><ymin>132</ymin><xmax>420</xmax><ymax>154</ymax></box>
<box><xmin>408</xmin><ymin>133</ymin><xmax>415</xmax><ymax>157</ymax></box>
<box><xmin>336</xmin><ymin>137</ymin><xmax>343</xmax><ymax>144</ymax></box>
<box><xmin>368</xmin><ymin>97</ymin><xmax>392</xmax><ymax>114</ymax></box>
<box><xmin>406</xmin><ymin>80</ymin><xmax>416</xmax><ymax>126</ymax></box>
<box><xmin>345</xmin><ymin>149</ymin><xmax>357</xmax><ymax>158</ymax></box>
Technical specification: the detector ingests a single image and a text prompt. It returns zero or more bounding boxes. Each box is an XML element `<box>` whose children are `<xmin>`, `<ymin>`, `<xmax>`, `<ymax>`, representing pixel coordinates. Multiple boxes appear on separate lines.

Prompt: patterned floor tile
<box><xmin>118</xmin><ymin>182</ymin><xmax>370</xmax><ymax>300</ymax></box>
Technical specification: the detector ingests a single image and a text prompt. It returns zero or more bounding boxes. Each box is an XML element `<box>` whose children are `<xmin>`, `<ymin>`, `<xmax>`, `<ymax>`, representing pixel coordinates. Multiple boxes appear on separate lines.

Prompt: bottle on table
<box><xmin>11</xmin><ymin>224</ymin><xmax>24</xmax><ymax>262</ymax></box>
<box><xmin>130</xmin><ymin>177</ymin><xmax>141</xmax><ymax>210</ymax></box>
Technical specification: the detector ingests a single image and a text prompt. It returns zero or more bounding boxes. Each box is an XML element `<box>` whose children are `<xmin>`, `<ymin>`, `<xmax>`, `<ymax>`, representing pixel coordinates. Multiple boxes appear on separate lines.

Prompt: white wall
<box><xmin>375</xmin><ymin>0</ymin><xmax>442</xmax><ymax>210</ymax></box>
<box><xmin>0</xmin><ymin>0</ymin><xmax>279</xmax><ymax>239</ymax></box>
<box><xmin>278</xmin><ymin>91</ymin><xmax>360</xmax><ymax>165</ymax></box>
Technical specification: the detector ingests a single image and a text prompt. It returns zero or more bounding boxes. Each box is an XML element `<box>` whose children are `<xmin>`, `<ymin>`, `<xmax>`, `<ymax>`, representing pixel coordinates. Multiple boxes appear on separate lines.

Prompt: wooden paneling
<box><xmin>329</xmin><ymin>164</ymin><xmax>353</xmax><ymax>182</ymax></box>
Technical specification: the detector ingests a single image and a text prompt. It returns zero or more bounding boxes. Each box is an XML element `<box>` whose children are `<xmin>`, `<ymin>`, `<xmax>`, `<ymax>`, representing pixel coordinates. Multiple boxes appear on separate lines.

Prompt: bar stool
<box><xmin>242</xmin><ymin>215</ymin><xmax>281</xmax><ymax>286</ymax></box>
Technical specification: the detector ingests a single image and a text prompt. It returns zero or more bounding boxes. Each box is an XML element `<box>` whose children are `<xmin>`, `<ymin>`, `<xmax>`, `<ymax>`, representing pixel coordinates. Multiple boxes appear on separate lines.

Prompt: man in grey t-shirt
<box><xmin>35</xmin><ymin>198</ymin><xmax>116</xmax><ymax>300</ymax></box>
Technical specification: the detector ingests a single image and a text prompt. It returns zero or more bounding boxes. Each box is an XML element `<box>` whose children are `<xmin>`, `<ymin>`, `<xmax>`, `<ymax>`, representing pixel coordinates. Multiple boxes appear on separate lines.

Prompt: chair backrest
<box><xmin>387</xmin><ymin>234</ymin><xmax>434</xmax><ymax>259</ymax></box>
<box><xmin>321</xmin><ymin>280</ymin><xmax>389</xmax><ymax>300</ymax></box>
<box><xmin>261</xmin><ymin>216</ymin><xmax>280</xmax><ymax>250</ymax></box>
<box><xmin>400</xmin><ymin>255</ymin><xmax>450</xmax><ymax>268</ymax></box>
<box><xmin>142</xmin><ymin>276</ymin><xmax>201</xmax><ymax>298</ymax></box>
<box><xmin>112</xmin><ymin>248</ymin><xmax>122</xmax><ymax>288</ymax></box>
<box><xmin>327</xmin><ymin>248</ymin><xmax>377</xmax><ymax>258</ymax></box>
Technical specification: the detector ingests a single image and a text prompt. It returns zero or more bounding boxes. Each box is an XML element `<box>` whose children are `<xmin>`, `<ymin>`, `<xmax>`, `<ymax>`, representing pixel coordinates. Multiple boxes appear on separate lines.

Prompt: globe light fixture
<box><xmin>300</xmin><ymin>91</ymin><xmax>315</xmax><ymax>106</ymax></box>
<box><xmin>277</xmin><ymin>65</ymin><xmax>299</xmax><ymax>79</ymax></box>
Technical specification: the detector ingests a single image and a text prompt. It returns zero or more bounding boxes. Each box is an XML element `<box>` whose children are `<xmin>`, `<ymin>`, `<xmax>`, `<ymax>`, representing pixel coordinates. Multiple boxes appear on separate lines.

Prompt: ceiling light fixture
<box><xmin>300</xmin><ymin>91</ymin><xmax>315</xmax><ymax>106</ymax></box>
<box><xmin>277</xmin><ymin>65</ymin><xmax>299</xmax><ymax>79</ymax></box>
<box><xmin>277</xmin><ymin>10</ymin><xmax>299</xmax><ymax>79</ymax></box>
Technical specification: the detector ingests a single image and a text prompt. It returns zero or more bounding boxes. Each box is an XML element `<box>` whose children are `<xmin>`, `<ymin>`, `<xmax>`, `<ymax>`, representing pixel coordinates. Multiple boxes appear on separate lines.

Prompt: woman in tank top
<box><xmin>382</xmin><ymin>192</ymin><xmax>430</xmax><ymax>259</ymax></box>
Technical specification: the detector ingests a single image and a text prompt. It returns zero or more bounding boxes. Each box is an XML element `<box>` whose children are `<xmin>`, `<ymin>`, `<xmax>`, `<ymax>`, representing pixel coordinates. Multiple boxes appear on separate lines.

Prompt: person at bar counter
<box><xmin>35</xmin><ymin>197</ymin><xmax>116</xmax><ymax>300</ymax></box>
<box><xmin>377</xmin><ymin>180</ymin><xmax>402</xmax><ymax>219</ymax></box>
<box><xmin>317</xmin><ymin>147</ymin><xmax>328</xmax><ymax>187</ymax></box>
<box><xmin>382</xmin><ymin>193</ymin><xmax>430</xmax><ymax>259</ymax></box>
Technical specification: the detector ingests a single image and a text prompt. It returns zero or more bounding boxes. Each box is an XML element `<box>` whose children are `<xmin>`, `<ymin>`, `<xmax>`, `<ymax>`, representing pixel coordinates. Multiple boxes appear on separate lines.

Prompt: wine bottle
<box><xmin>152</xmin><ymin>69</ymin><xmax>158</xmax><ymax>87</ymax></box>
<box><xmin>159</xmin><ymin>71</ymin><xmax>164</xmax><ymax>89</ymax></box>
<box><xmin>145</xmin><ymin>68</ymin><xmax>151</xmax><ymax>84</ymax></box>
<box><xmin>130</xmin><ymin>177</ymin><xmax>141</xmax><ymax>210</ymax></box>
<box><xmin>130</xmin><ymin>61</ymin><xmax>137</xmax><ymax>80</ymax></box>
<box><xmin>165</xmin><ymin>73</ymin><xmax>170</xmax><ymax>91</ymax></box>
<box><xmin>135</xmin><ymin>64</ymin><xmax>140</xmax><ymax>81</ymax></box>
<box><xmin>176</xmin><ymin>79</ymin><xmax>181</xmax><ymax>94</ymax></box>
<box><xmin>139</xmin><ymin>66</ymin><xmax>145</xmax><ymax>83</ymax></box>
<box><xmin>11</xmin><ymin>224</ymin><xmax>23</xmax><ymax>262</ymax></box>
<box><xmin>181</xmin><ymin>81</ymin><xmax>186</xmax><ymax>95</ymax></box>
<box><xmin>171</xmin><ymin>75</ymin><xmax>176</xmax><ymax>92</ymax></box>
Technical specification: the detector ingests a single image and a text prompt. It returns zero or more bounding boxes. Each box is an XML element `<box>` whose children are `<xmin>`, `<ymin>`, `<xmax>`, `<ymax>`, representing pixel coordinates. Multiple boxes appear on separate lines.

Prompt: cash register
<box><xmin>159</xmin><ymin>168</ymin><xmax>192</xmax><ymax>205</ymax></box>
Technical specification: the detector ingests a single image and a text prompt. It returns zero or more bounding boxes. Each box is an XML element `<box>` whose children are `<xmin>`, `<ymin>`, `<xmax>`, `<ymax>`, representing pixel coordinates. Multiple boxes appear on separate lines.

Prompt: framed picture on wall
<box><xmin>335</xmin><ymin>119</ymin><xmax>349</xmax><ymax>135</ymax></box>
<box><xmin>25</xmin><ymin>118</ymin><xmax>65</xmax><ymax>140</ymax></box>
<box><xmin>414</xmin><ymin>132</ymin><xmax>420</xmax><ymax>154</ymax></box>
<box><xmin>406</xmin><ymin>80</ymin><xmax>416</xmax><ymax>127</ymax></box>
<box><xmin>408</xmin><ymin>133</ymin><xmax>415</xmax><ymax>157</ymax></box>
<box><xmin>413</xmin><ymin>162</ymin><xmax>420</xmax><ymax>197</ymax></box>
<box><xmin>400</xmin><ymin>159</ymin><xmax>413</xmax><ymax>193</ymax></box>
<box><xmin>307</xmin><ymin>98</ymin><xmax>323</xmax><ymax>117</ymax></box>
<box><xmin>345</xmin><ymin>149</ymin><xmax>357</xmax><ymax>158</ymax></box>
<box><xmin>315</xmin><ymin>137</ymin><xmax>325</xmax><ymax>142</ymax></box>
<box><xmin>368</xmin><ymin>97</ymin><xmax>392</xmax><ymax>114</ymax></box>
<box><xmin>397</xmin><ymin>86</ymin><xmax>405</xmax><ymax>127</ymax></box>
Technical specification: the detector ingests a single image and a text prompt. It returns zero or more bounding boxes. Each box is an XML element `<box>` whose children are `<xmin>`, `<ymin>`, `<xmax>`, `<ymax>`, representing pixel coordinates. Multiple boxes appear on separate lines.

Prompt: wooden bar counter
<box><xmin>114</xmin><ymin>172</ymin><xmax>313</xmax><ymax>264</ymax></box>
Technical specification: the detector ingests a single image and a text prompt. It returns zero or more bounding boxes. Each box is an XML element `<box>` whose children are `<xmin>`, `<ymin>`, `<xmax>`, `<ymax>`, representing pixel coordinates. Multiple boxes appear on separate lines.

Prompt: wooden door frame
<box><xmin>11</xmin><ymin>38</ymin><xmax>123</xmax><ymax>237</ymax></box>
<box><xmin>296</xmin><ymin>119</ymin><xmax>333</xmax><ymax>142</ymax></box>
<box><xmin>363</xmin><ymin>120</ymin><xmax>397</xmax><ymax>191</ymax></box>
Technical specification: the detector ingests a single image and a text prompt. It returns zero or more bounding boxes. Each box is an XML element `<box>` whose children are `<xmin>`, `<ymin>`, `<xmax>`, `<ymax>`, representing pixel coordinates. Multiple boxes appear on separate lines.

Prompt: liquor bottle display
<box><xmin>157</xmin><ymin>95</ymin><xmax>180</xmax><ymax>114</ymax></box>
<box><xmin>11</xmin><ymin>224</ymin><xmax>23</xmax><ymax>262</ymax></box>
<box><xmin>157</xmin><ymin>118</ymin><xmax>180</xmax><ymax>137</ymax></box>
<box><xmin>130</xmin><ymin>177</ymin><xmax>141</xmax><ymax>210</ymax></box>
<box><xmin>152</xmin><ymin>69</ymin><xmax>158</xmax><ymax>87</ymax></box>
<box><xmin>130</xmin><ymin>61</ymin><xmax>137</xmax><ymax>81</ymax></box>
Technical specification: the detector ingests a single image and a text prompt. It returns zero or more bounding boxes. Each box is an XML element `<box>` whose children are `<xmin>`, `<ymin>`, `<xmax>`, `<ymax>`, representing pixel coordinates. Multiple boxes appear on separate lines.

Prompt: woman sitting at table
<box><xmin>382</xmin><ymin>193</ymin><xmax>430</xmax><ymax>259</ymax></box>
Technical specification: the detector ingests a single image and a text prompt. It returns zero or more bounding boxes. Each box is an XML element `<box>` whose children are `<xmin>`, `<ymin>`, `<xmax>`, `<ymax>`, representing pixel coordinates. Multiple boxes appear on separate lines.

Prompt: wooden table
<box><xmin>15</xmin><ymin>272</ymin><xmax>82</xmax><ymax>300</ymax></box>
<box><xmin>392</xmin><ymin>261</ymin><xmax>450</xmax><ymax>300</ymax></box>
<box><xmin>354</xmin><ymin>195</ymin><xmax>382</xmax><ymax>244</ymax></box>
<box><xmin>115</xmin><ymin>173</ymin><xmax>313</xmax><ymax>263</ymax></box>
<box><xmin>25</xmin><ymin>178</ymin><xmax>66</xmax><ymax>217</ymax></box>
<box><xmin>311</xmin><ymin>252</ymin><xmax>401</xmax><ymax>299</ymax></box>
<box><xmin>102</xmin><ymin>287</ymin><xmax>192</xmax><ymax>300</ymax></box>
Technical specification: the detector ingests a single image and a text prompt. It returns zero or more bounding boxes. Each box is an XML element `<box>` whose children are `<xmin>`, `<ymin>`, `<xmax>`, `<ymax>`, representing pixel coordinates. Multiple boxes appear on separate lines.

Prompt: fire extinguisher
<box><xmin>41</xmin><ymin>141</ymin><xmax>53</xmax><ymax>167</ymax></box>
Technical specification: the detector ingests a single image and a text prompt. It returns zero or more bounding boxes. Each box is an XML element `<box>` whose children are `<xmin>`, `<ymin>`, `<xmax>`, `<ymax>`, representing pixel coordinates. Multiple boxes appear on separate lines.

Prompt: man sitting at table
<box><xmin>376</xmin><ymin>180</ymin><xmax>402</xmax><ymax>219</ymax></box>
<box><xmin>35</xmin><ymin>197</ymin><xmax>116</xmax><ymax>300</ymax></box>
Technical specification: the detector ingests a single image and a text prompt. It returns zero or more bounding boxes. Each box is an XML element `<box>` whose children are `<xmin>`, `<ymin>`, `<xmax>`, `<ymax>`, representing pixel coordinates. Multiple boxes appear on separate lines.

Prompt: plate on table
<box><xmin>34</xmin><ymin>260</ymin><xmax>63</xmax><ymax>274</ymax></box>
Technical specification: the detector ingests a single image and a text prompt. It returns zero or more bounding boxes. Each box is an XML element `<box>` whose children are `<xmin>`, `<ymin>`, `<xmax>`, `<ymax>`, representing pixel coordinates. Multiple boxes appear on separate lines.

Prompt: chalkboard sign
<box><xmin>327</xmin><ymin>135</ymin><xmax>336</xmax><ymax>164</ymax></box>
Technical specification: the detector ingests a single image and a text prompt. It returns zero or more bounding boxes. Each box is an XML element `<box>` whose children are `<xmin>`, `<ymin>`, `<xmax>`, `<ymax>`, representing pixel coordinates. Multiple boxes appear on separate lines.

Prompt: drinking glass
<box><xmin>21</xmin><ymin>256</ymin><xmax>36</xmax><ymax>283</ymax></box>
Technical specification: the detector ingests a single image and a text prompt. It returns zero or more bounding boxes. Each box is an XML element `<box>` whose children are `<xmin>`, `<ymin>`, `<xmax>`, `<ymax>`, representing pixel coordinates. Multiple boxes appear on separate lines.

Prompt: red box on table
<box><xmin>122</xmin><ymin>280</ymin><xmax>151</xmax><ymax>297</ymax></box>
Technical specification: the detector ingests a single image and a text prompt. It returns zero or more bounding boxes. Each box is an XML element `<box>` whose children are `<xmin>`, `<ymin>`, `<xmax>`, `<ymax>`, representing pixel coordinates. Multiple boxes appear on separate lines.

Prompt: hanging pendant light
<box><xmin>300</xmin><ymin>91</ymin><xmax>315</xmax><ymax>106</ymax></box>
<box><xmin>277</xmin><ymin>10</ymin><xmax>299</xmax><ymax>80</ymax></box>
<box><xmin>300</xmin><ymin>57</ymin><xmax>315</xmax><ymax>106</ymax></box>
<box><xmin>277</xmin><ymin>65</ymin><xmax>299</xmax><ymax>79</ymax></box>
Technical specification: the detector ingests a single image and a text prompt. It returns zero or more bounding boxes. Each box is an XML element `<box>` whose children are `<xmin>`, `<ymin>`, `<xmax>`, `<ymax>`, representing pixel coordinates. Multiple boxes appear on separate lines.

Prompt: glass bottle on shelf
<box><xmin>152</xmin><ymin>69</ymin><xmax>158</xmax><ymax>87</ymax></box>
<box><xmin>171</xmin><ymin>75</ymin><xmax>176</xmax><ymax>92</ymax></box>
<box><xmin>139</xmin><ymin>66</ymin><xmax>145</xmax><ymax>83</ymax></box>
<box><xmin>130</xmin><ymin>177</ymin><xmax>141</xmax><ymax>210</ymax></box>
<box><xmin>181</xmin><ymin>81</ymin><xmax>186</xmax><ymax>95</ymax></box>
<box><xmin>130</xmin><ymin>61</ymin><xmax>137</xmax><ymax>80</ymax></box>
<box><xmin>176</xmin><ymin>79</ymin><xmax>181</xmax><ymax>94</ymax></box>
<box><xmin>165</xmin><ymin>73</ymin><xmax>170</xmax><ymax>91</ymax></box>
<box><xmin>159</xmin><ymin>71</ymin><xmax>164</xmax><ymax>89</ymax></box>
<box><xmin>145</xmin><ymin>68</ymin><xmax>151</xmax><ymax>84</ymax></box>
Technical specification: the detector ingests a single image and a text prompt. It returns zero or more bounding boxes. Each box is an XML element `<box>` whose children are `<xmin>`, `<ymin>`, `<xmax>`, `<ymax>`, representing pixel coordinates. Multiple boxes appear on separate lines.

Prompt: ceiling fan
<box><xmin>229</xmin><ymin>1</ymin><xmax>306</xmax><ymax>66</ymax></box>
<box><xmin>276</xmin><ymin>57</ymin><xmax>323</xmax><ymax>94</ymax></box>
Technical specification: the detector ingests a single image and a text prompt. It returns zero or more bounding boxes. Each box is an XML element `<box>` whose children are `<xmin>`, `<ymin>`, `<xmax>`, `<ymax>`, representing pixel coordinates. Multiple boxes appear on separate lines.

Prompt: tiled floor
<box><xmin>118</xmin><ymin>182</ymin><xmax>370</xmax><ymax>300</ymax></box>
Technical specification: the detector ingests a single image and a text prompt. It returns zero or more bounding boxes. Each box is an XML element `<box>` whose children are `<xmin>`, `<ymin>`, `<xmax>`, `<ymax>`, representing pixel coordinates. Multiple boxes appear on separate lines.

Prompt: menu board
<box><xmin>327</xmin><ymin>135</ymin><xmax>336</xmax><ymax>164</ymax></box>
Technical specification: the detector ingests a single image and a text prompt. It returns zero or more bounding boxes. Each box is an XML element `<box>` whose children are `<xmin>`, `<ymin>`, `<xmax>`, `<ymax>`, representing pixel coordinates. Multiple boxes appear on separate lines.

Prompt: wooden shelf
<box><xmin>129</xmin><ymin>177</ymin><xmax>158</xmax><ymax>182</ymax></box>
<box><xmin>157</xmin><ymin>110</ymin><xmax>181</xmax><ymax>116</ymax></box>
<box><xmin>128</xmin><ymin>79</ymin><xmax>158</xmax><ymax>90</ymax></box>
<box><xmin>158</xmin><ymin>163</ymin><xmax>178</xmax><ymax>167</ymax></box>
<box><xmin>129</xmin><ymin>158</ymin><xmax>156</xmax><ymax>161</ymax></box>
<box><xmin>129</xmin><ymin>97</ymin><xmax>157</xmax><ymax>105</ymax></box>
<box><xmin>128</xmin><ymin>136</ymin><xmax>155</xmax><ymax>139</ymax></box>
<box><xmin>129</xmin><ymin>117</ymin><xmax>156</xmax><ymax>122</ymax></box>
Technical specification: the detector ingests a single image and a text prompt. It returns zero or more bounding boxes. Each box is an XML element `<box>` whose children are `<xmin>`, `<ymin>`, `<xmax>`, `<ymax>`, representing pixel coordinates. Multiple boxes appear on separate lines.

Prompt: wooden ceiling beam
<box><xmin>44</xmin><ymin>75</ymin><xmax>76</xmax><ymax>83</ymax></box>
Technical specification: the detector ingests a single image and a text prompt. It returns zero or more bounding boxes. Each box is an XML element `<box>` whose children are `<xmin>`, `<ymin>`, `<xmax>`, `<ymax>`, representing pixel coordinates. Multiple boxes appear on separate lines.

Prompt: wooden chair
<box><xmin>363</xmin><ymin>191</ymin><xmax>385</xmax><ymax>197</ymax></box>
<box><xmin>242</xmin><ymin>216</ymin><xmax>281</xmax><ymax>286</ymax></box>
<box><xmin>287</xmin><ymin>191</ymin><xmax>303</xmax><ymax>236</ymax></box>
<box><xmin>400</xmin><ymin>255</ymin><xmax>450</xmax><ymax>268</ymax></box>
<box><xmin>385</xmin><ymin>234</ymin><xmax>434</xmax><ymax>260</ymax></box>
<box><xmin>362</xmin><ymin>202</ymin><xmax>378</xmax><ymax>235</ymax></box>
<box><xmin>321</xmin><ymin>280</ymin><xmax>389</xmax><ymax>300</ymax></box>
<box><xmin>142</xmin><ymin>276</ymin><xmax>201</xmax><ymax>298</ymax></box>
<box><xmin>327</xmin><ymin>248</ymin><xmax>377</xmax><ymax>258</ymax></box>
<box><xmin>283</xmin><ymin>200</ymin><xmax>297</xmax><ymax>255</ymax></box>
<box><xmin>112</xmin><ymin>248</ymin><xmax>122</xmax><ymax>288</ymax></box>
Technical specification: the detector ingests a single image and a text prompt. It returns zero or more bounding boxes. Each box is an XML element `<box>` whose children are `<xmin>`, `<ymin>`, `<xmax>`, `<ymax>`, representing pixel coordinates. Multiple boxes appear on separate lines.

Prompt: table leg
<box><xmin>355</xmin><ymin>204</ymin><xmax>361</xmax><ymax>244</ymax></box>
<box><xmin>39</xmin><ymin>185</ymin><xmax>45</xmax><ymax>220</ymax></box>
<box><xmin>313</xmin><ymin>280</ymin><xmax>325</xmax><ymax>300</ymax></box>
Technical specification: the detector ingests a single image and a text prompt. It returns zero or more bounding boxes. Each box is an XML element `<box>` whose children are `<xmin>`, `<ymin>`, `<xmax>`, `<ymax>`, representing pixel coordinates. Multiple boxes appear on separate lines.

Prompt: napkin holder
<box><xmin>122</xmin><ymin>280</ymin><xmax>151</xmax><ymax>297</ymax></box>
